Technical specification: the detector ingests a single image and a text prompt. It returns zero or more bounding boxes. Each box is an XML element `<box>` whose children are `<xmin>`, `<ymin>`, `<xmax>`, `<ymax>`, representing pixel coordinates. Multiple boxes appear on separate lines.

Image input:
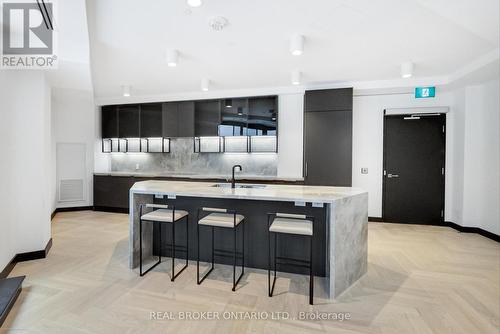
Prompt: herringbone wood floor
<box><xmin>2</xmin><ymin>211</ymin><xmax>499</xmax><ymax>333</ymax></box>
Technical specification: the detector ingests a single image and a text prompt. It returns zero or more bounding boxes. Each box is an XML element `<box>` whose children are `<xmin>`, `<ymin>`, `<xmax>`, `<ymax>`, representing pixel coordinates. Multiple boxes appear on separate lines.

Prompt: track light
<box><xmin>187</xmin><ymin>0</ymin><xmax>202</xmax><ymax>7</ymax></box>
<box><xmin>290</xmin><ymin>34</ymin><xmax>304</xmax><ymax>56</ymax></box>
<box><xmin>401</xmin><ymin>61</ymin><xmax>414</xmax><ymax>78</ymax></box>
<box><xmin>291</xmin><ymin>70</ymin><xmax>301</xmax><ymax>85</ymax></box>
<box><xmin>201</xmin><ymin>78</ymin><xmax>209</xmax><ymax>91</ymax></box>
<box><xmin>166</xmin><ymin>49</ymin><xmax>178</xmax><ymax>67</ymax></box>
<box><xmin>122</xmin><ymin>85</ymin><xmax>131</xmax><ymax>97</ymax></box>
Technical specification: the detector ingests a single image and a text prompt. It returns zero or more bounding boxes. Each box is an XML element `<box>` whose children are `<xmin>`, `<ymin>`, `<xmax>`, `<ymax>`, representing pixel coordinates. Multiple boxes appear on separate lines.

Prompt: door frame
<box><xmin>382</xmin><ymin>110</ymin><xmax>447</xmax><ymax>224</ymax></box>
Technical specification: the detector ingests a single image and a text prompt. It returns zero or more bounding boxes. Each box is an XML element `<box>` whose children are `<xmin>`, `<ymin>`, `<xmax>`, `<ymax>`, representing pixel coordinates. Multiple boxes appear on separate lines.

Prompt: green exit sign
<box><xmin>415</xmin><ymin>86</ymin><xmax>436</xmax><ymax>98</ymax></box>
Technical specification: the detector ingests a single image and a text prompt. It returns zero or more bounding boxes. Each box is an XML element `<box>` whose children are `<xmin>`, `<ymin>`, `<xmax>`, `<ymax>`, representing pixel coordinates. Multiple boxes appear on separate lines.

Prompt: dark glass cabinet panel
<box><xmin>163</xmin><ymin>101</ymin><xmax>195</xmax><ymax>137</ymax></box>
<box><xmin>247</xmin><ymin>96</ymin><xmax>277</xmax><ymax>136</ymax></box>
<box><xmin>163</xmin><ymin>102</ymin><xmax>179</xmax><ymax>137</ymax></box>
<box><xmin>177</xmin><ymin>101</ymin><xmax>195</xmax><ymax>137</ymax></box>
<box><xmin>195</xmin><ymin>100</ymin><xmax>221</xmax><ymax>136</ymax></box>
<box><xmin>118</xmin><ymin>104</ymin><xmax>140</xmax><ymax>138</ymax></box>
<box><xmin>219</xmin><ymin>98</ymin><xmax>248</xmax><ymax>136</ymax></box>
<box><xmin>140</xmin><ymin>103</ymin><xmax>163</xmax><ymax>137</ymax></box>
<box><xmin>101</xmin><ymin>105</ymin><xmax>119</xmax><ymax>138</ymax></box>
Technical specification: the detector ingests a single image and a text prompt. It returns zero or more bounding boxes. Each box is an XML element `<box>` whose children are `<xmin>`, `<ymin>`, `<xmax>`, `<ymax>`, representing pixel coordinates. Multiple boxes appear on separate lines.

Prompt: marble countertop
<box><xmin>130</xmin><ymin>180</ymin><xmax>366</xmax><ymax>203</ymax></box>
<box><xmin>95</xmin><ymin>171</ymin><xmax>304</xmax><ymax>182</ymax></box>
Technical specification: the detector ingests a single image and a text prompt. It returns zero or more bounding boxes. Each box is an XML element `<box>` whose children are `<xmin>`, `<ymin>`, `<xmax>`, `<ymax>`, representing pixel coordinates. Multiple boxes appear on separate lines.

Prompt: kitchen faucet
<box><xmin>231</xmin><ymin>165</ymin><xmax>242</xmax><ymax>188</ymax></box>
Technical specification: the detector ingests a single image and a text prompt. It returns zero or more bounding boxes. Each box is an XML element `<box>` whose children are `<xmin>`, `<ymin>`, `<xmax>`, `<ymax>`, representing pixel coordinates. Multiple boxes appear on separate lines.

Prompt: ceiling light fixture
<box><xmin>122</xmin><ymin>85</ymin><xmax>131</xmax><ymax>97</ymax></box>
<box><xmin>166</xmin><ymin>49</ymin><xmax>179</xmax><ymax>67</ymax></box>
<box><xmin>291</xmin><ymin>70</ymin><xmax>301</xmax><ymax>85</ymax></box>
<box><xmin>401</xmin><ymin>61</ymin><xmax>414</xmax><ymax>78</ymax></box>
<box><xmin>201</xmin><ymin>78</ymin><xmax>209</xmax><ymax>91</ymax></box>
<box><xmin>187</xmin><ymin>0</ymin><xmax>202</xmax><ymax>7</ymax></box>
<box><xmin>237</xmin><ymin>107</ymin><xmax>243</xmax><ymax>116</ymax></box>
<box><xmin>225</xmin><ymin>99</ymin><xmax>233</xmax><ymax>108</ymax></box>
<box><xmin>290</xmin><ymin>34</ymin><xmax>304</xmax><ymax>56</ymax></box>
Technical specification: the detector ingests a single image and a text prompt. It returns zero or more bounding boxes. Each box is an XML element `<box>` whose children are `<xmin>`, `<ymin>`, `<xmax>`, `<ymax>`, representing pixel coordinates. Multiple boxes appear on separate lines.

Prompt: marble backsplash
<box><xmin>110</xmin><ymin>138</ymin><xmax>278</xmax><ymax>177</ymax></box>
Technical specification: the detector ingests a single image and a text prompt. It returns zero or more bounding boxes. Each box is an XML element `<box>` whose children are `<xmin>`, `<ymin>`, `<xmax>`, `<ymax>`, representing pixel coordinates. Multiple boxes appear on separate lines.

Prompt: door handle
<box><xmin>387</xmin><ymin>173</ymin><xmax>399</xmax><ymax>178</ymax></box>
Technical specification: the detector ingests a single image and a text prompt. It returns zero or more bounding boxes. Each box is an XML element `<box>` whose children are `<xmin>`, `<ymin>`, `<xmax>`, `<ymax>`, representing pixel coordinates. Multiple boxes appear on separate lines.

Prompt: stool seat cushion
<box><xmin>199</xmin><ymin>212</ymin><xmax>244</xmax><ymax>228</ymax></box>
<box><xmin>269</xmin><ymin>217</ymin><xmax>313</xmax><ymax>236</ymax></box>
<box><xmin>141</xmin><ymin>209</ymin><xmax>188</xmax><ymax>223</ymax></box>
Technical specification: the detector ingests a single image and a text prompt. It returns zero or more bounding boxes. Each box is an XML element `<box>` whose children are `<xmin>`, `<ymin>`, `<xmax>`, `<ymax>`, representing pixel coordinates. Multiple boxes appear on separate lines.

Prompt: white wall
<box><xmin>461</xmin><ymin>79</ymin><xmax>500</xmax><ymax>234</ymax></box>
<box><xmin>0</xmin><ymin>71</ymin><xmax>52</xmax><ymax>270</ymax></box>
<box><xmin>352</xmin><ymin>91</ymin><xmax>455</xmax><ymax>219</ymax></box>
<box><xmin>277</xmin><ymin>93</ymin><xmax>304</xmax><ymax>178</ymax></box>
<box><xmin>52</xmin><ymin>88</ymin><xmax>96</xmax><ymax>209</ymax></box>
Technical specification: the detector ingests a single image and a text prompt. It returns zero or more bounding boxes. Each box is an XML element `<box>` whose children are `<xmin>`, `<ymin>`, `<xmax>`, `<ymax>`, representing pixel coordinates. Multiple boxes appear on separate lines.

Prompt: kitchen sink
<box><xmin>212</xmin><ymin>183</ymin><xmax>266</xmax><ymax>189</ymax></box>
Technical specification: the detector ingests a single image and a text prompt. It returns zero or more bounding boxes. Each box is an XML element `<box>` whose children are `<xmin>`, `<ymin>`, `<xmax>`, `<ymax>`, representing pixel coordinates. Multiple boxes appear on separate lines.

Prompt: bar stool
<box><xmin>139</xmin><ymin>203</ymin><xmax>189</xmax><ymax>281</ymax></box>
<box><xmin>196</xmin><ymin>207</ymin><xmax>245</xmax><ymax>291</ymax></box>
<box><xmin>267</xmin><ymin>212</ymin><xmax>315</xmax><ymax>305</ymax></box>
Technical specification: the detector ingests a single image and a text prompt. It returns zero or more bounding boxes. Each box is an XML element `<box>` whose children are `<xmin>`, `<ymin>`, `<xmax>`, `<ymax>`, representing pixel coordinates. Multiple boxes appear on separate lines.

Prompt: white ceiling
<box><xmin>86</xmin><ymin>0</ymin><xmax>499</xmax><ymax>99</ymax></box>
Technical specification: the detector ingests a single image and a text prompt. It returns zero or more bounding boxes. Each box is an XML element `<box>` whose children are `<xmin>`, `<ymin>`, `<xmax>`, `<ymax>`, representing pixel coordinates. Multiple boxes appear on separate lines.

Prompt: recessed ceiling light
<box><xmin>166</xmin><ymin>49</ymin><xmax>178</xmax><ymax>67</ymax></box>
<box><xmin>401</xmin><ymin>61</ymin><xmax>414</xmax><ymax>78</ymax></box>
<box><xmin>201</xmin><ymin>78</ymin><xmax>209</xmax><ymax>91</ymax></box>
<box><xmin>290</xmin><ymin>34</ymin><xmax>304</xmax><ymax>56</ymax></box>
<box><xmin>291</xmin><ymin>70</ymin><xmax>301</xmax><ymax>85</ymax></box>
<box><xmin>237</xmin><ymin>107</ymin><xmax>243</xmax><ymax>116</ymax></box>
<box><xmin>122</xmin><ymin>85</ymin><xmax>131</xmax><ymax>97</ymax></box>
<box><xmin>187</xmin><ymin>0</ymin><xmax>202</xmax><ymax>7</ymax></box>
<box><xmin>225</xmin><ymin>99</ymin><xmax>233</xmax><ymax>108</ymax></box>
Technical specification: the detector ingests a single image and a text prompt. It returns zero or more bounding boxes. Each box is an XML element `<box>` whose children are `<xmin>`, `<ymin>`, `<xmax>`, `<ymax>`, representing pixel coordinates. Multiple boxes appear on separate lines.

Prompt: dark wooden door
<box><xmin>383</xmin><ymin>114</ymin><xmax>446</xmax><ymax>224</ymax></box>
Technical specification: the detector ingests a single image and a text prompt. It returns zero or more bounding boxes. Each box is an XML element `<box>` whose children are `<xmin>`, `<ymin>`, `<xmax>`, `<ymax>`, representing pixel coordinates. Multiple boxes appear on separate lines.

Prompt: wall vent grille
<box><xmin>59</xmin><ymin>179</ymin><xmax>84</xmax><ymax>202</ymax></box>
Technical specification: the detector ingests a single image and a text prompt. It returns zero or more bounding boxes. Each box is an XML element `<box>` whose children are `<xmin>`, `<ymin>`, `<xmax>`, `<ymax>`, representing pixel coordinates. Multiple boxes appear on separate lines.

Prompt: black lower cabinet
<box><xmin>93</xmin><ymin>175</ymin><xmax>136</xmax><ymax>211</ymax></box>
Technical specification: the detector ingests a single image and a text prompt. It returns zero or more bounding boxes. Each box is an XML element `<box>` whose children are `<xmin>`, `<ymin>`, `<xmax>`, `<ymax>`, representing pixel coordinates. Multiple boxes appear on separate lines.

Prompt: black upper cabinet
<box><xmin>101</xmin><ymin>105</ymin><xmax>118</xmax><ymax>138</ymax></box>
<box><xmin>247</xmin><ymin>96</ymin><xmax>277</xmax><ymax>136</ymax></box>
<box><xmin>101</xmin><ymin>95</ymin><xmax>277</xmax><ymax>140</ymax></box>
<box><xmin>177</xmin><ymin>101</ymin><xmax>195</xmax><ymax>137</ymax></box>
<box><xmin>305</xmin><ymin>88</ymin><xmax>353</xmax><ymax>112</ymax></box>
<box><xmin>163</xmin><ymin>101</ymin><xmax>195</xmax><ymax>137</ymax></box>
<box><xmin>195</xmin><ymin>100</ymin><xmax>221</xmax><ymax>136</ymax></box>
<box><xmin>118</xmin><ymin>104</ymin><xmax>140</xmax><ymax>138</ymax></box>
<box><xmin>163</xmin><ymin>102</ymin><xmax>179</xmax><ymax>137</ymax></box>
<box><xmin>140</xmin><ymin>103</ymin><xmax>163</xmax><ymax>137</ymax></box>
<box><xmin>304</xmin><ymin>88</ymin><xmax>353</xmax><ymax>186</ymax></box>
<box><xmin>219</xmin><ymin>98</ymin><xmax>248</xmax><ymax>136</ymax></box>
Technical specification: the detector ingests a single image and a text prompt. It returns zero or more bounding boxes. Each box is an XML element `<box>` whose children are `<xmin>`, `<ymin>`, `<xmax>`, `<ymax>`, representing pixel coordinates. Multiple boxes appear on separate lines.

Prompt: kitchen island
<box><xmin>129</xmin><ymin>180</ymin><xmax>367</xmax><ymax>298</ymax></box>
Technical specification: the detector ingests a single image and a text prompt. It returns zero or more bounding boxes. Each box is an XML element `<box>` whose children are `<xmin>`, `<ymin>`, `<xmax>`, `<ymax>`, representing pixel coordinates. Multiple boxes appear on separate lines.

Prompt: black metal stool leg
<box><xmin>309</xmin><ymin>235</ymin><xmax>314</xmax><ymax>305</ymax></box>
<box><xmin>171</xmin><ymin>220</ymin><xmax>175</xmax><ymax>281</ymax></box>
<box><xmin>171</xmin><ymin>216</ymin><xmax>188</xmax><ymax>282</ymax></box>
<box><xmin>197</xmin><ymin>224</ymin><xmax>215</xmax><ymax>285</ymax></box>
<box><xmin>139</xmin><ymin>218</ymin><xmax>143</xmax><ymax>276</ymax></box>
<box><xmin>140</xmin><ymin>220</ymin><xmax>162</xmax><ymax>277</ymax></box>
<box><xmin>197</xmin><ymin>220</ymin><xmax>200</xmax><ymax>284</ymax></box>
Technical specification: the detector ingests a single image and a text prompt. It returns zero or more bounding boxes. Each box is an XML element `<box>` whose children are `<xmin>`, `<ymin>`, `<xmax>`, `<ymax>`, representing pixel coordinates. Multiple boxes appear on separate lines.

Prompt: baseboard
<box><xmin>0</xmin><ymin>238</ymin><xmax>52</xmax><ymax>279</ymax></box>
<box><xmin>444</xmin><ymin>221</ymin><xmax>500</xmax><ymax>243</ymax></box>
<box><xmin>370</xmin><ymin>218</ymin><xmax>499</xmax><ymax>243</ymax></box>
<box><xmin>93</xmin><ymin>206</ymin><xmax>129</xmax><ymax>214</ymax></box>
<box><xmin>52</xmin><ymin>206</ymin><xmax>94</xmax><ymax>220</ymax></box>
<box><xmin>13</xmin><ymin>238</ymin><xmax>52</xmax><ymax>263</ymax></box>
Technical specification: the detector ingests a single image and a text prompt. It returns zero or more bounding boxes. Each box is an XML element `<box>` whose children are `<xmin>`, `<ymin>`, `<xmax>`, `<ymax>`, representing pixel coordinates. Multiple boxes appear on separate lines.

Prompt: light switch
<box><xmin>361</xmin><ymin>168</ymin><xmax>368</xmax><ymax>174</ymax></box>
